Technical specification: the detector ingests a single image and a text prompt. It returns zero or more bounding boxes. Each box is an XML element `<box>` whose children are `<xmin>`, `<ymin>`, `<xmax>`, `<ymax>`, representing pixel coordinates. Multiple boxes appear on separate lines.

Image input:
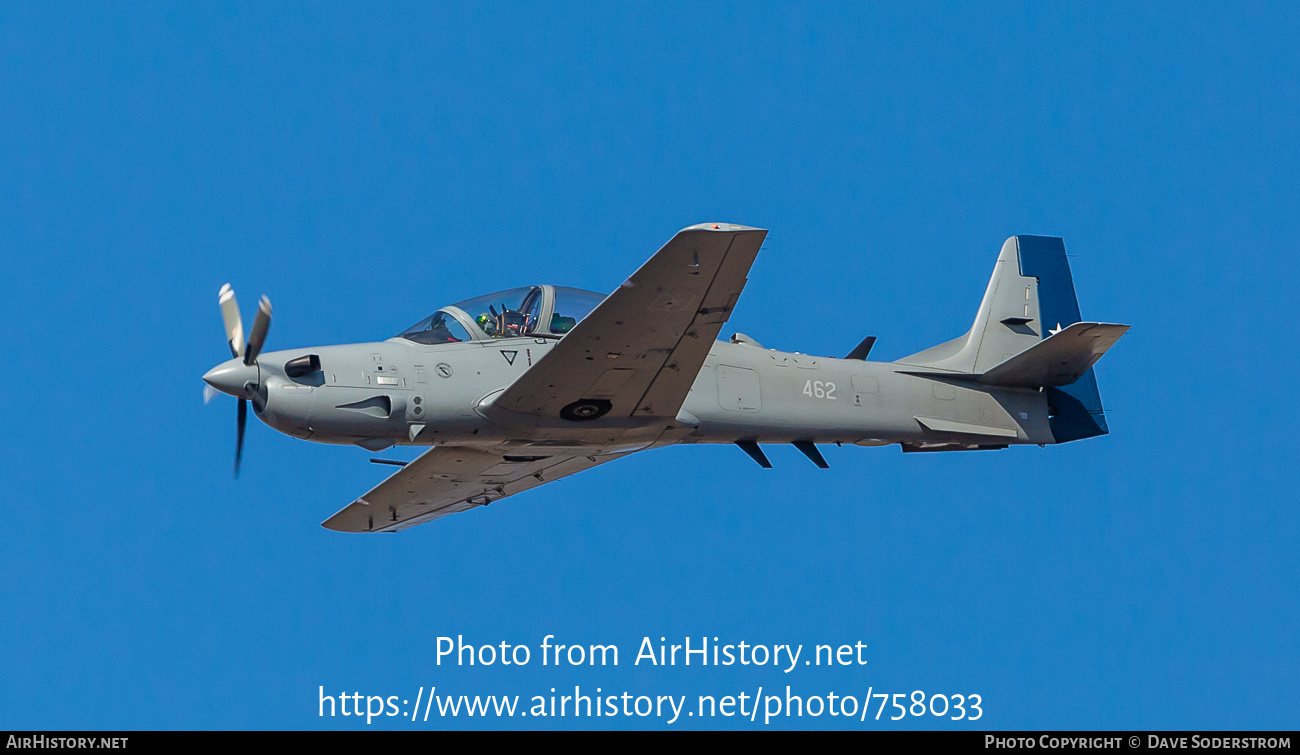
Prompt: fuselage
<box><xmin>236</xmin><ymin>335</ymin><xmax>1056</xmax><ymax>455</ymax></box>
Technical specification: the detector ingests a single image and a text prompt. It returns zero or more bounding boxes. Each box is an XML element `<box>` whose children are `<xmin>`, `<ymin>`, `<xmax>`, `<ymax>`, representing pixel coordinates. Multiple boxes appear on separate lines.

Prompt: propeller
<box><xmin>210</xmin><ymin>284</ymin><xmax>272</xmax><ymax>478</ymax></box>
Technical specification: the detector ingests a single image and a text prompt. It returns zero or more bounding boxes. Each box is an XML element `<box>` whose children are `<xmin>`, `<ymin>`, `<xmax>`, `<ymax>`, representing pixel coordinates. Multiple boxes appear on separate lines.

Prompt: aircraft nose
<box><xmin>203</xmin><ymin>359</ymin><xmax>259</xmax><ymax>398</ymax></box>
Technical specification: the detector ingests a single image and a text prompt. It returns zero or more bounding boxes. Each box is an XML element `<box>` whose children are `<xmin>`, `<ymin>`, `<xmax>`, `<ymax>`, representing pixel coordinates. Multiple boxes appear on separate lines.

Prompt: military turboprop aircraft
<box><xmin>203</xmin><ymin>223</ymin><xmax>1128</xmax><ymax>533</ymax></box>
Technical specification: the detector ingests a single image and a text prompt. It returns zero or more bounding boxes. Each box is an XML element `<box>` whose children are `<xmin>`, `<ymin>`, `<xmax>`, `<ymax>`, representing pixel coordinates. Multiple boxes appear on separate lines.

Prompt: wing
<box><xmin>321</xmin><ymin>446</ymin><xmax>627</xmax><ymax>533</ymax></box>
<box><xmin>491</xmin><ymin>223</ymin><xmax>767</xmax><ymax>420</ymax></box>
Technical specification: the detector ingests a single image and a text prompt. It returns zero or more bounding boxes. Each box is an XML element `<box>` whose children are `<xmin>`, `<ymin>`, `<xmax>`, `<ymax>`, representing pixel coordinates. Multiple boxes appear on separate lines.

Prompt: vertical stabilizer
<box><xmin>897</xmin><ymin>236</ymin><xmax>1110</xmax><ymax>441</ymax></box>
<box><xmin>1016</xmin><ymin>236</ymin><xmax>1109</xmax><ymax>441</ymax></box>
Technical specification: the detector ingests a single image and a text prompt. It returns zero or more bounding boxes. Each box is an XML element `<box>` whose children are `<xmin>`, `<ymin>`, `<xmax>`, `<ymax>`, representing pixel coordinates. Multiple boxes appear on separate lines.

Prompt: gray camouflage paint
<box><xmin>210</xmin><ymin>232</ymin><xmax>1115</xmax><ymax>458</ymax></box>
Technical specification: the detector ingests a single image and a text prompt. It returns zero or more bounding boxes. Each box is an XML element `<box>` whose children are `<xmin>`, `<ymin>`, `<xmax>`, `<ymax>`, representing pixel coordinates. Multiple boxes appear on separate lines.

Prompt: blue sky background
<box><xmin>2</xmin><ymin>2</ymin><xmax>1297</xmax><ymax>730</ymax></box>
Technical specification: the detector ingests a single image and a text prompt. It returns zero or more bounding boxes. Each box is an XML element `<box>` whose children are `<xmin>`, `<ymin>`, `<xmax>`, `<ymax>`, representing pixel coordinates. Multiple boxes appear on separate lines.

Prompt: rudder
<box><xmin>1017</xmin><ymin>236</ymin><xmax>1109</xmax><ymax>441</ymax></box>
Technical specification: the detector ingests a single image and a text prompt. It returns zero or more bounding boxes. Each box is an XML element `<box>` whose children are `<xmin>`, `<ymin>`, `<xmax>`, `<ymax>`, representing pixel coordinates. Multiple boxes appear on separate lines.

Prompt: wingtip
<box><xmin>680</xmin><ymin>222</ymin><xmax>766</xmax><ymax>233</ymax></box>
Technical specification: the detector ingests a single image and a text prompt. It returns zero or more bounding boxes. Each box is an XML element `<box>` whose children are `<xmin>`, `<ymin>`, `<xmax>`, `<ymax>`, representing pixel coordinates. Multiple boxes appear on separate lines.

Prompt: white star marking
<box><xmin>1049</xmin><ymin>323</ymin><xmax>1064</xmax><ymax>336</ymax></box>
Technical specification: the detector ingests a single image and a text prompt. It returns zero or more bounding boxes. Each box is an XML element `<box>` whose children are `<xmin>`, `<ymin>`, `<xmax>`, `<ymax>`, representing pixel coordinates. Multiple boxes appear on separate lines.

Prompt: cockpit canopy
<box><xmin>397</xmin><ymin>285</ymin><xmax>606</xmax><ymax>345</ymax></box>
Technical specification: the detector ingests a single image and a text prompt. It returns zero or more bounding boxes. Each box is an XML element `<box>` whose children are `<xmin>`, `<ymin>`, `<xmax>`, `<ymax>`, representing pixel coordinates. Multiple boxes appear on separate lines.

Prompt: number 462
<box><xmin>802</xmin><ymin>380</ymin><xmax>836</xmax><ymax>400</ymax></box>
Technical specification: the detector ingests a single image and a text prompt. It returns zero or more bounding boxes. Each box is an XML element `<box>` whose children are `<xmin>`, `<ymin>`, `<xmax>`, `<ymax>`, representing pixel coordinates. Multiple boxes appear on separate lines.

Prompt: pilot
<box><xmin>478</xmin><ymin>306</ymin><xmax>531</xmax><ymax>337</ymax></box>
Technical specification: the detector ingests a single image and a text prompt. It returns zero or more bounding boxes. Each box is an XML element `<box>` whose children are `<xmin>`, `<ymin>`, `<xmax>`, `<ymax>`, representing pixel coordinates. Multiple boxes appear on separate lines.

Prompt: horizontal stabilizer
<box><xmin>979</xmin><ymin>322</ymin><xmax>1129</xmax><ymax>388</ymax></box>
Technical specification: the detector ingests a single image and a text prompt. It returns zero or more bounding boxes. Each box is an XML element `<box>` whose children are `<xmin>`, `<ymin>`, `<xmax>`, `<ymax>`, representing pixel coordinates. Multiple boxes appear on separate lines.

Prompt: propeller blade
<box><xmin>203</xmin><ymin>384</ymin><xmax>219</xmax><ymax>405</ymax></box>
<box><xmin>218</xmin><ymin>284</ymin><xmax>245</xmax><ymax>359</ymax></box>
<box><xmin>243</xmin><ymin>296</ymin><xmax>272</xmax><ymax>365</ymax></box>
<box><xmin>235</xmin><ymin>397</ymin><xmax>247</xmax><ymax>478</ymax></box>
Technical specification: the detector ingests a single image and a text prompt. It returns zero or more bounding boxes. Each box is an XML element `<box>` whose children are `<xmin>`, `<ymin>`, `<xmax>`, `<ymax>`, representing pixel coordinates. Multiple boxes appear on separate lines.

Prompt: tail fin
<box><xmin>898</xmin><ymin>236</ymin><xmax>1121</xmax><ymax>441</ymax></box>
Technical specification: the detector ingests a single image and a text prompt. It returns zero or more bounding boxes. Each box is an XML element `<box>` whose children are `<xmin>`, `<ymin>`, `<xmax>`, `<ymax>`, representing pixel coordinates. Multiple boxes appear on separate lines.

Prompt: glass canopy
<box><xmin>396</xmin><ymin>285</ymin><xmax>606</xmax><ymax>343</ymax></box>
<box><xmin>549</xmin><ymin>286</ymin><xmax>605</xmax><ymax>334</ymax></box>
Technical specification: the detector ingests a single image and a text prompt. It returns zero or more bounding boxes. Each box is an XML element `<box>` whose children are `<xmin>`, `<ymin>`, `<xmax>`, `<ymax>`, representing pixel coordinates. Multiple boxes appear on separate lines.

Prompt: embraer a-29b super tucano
<box><xmin>203</xmin><ymin>223</ymin><xmax>1129</xmax><ymax>533</ymax></box>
